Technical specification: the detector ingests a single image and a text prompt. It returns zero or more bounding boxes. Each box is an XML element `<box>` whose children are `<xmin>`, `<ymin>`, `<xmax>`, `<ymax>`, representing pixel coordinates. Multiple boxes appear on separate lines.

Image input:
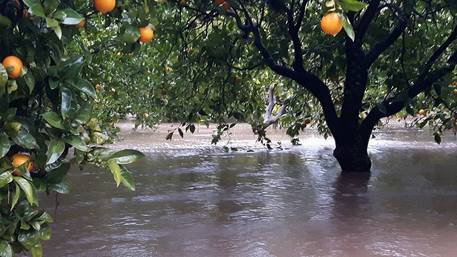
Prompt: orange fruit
<box><xmin>139</xmin><ymin>26</ymin><xmax>155</xmax><ymax>43</ymax></box>
<box><xmin>214</xmin><ymin>0</ymin><xmax>230</xmax><ymax>10</ymax></box>
<box><xmin>222</xmin><ymin>1</ymin><xmax>231</xmax><ymax>11</ymax></box>
<box><xmin>95</xmin><ymin>0</ymin><xmax>116</xmax><ymax>14</ymax></box>
<box><xmin>321</xmin><ymin>12</ymin><xmax>343</xmax><ymax>36</ymax></box>
<box><xmin>2</xmin><ymin>56</ymin><xmax>23</xmax><ymax>79</ymax></box>
<box><xmin>418</xmin><ymin>109</ymin><xmax>427</xmax><ymax>116</ymax></box>
<box><xmin>76</xmin><ymin>19</ymin><xmax>86</xmax><ymax>29</ymax></box>
<box><xmin>11</xmin><ymin>153</ymin><xmax>34</xmax><ymax>175</ymax></box>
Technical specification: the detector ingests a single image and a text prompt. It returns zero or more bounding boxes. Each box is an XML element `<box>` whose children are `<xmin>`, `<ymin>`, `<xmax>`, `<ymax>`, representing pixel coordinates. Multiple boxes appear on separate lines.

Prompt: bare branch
<box><xmin>263</xmin><ymin>85</ymin><xmax>287</xmax><ymax>126</ymax></box>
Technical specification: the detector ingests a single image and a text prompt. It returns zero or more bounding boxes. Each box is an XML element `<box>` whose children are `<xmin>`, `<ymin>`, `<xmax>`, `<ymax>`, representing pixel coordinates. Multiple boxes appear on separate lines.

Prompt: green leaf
<box><xmin>60</xmin><ymin>87</ymin><xmax>72</xmax><ymax>118</ymax></box>
<box><xmin>46</xmin><ymin>139</ymin><xmax>65</xmax><ymax>165</ymax></box>
<box><xmin>64</xmin><ymin>135</ymin><xmax>88</xmax><ymax>151</ymax></box>
<box><xmin>13</xmin><ymin>127</ymin><xmax>38</xmax><ymax>150</ymax></box>
<box><xmin>340</xmin><ymin>0</ymin><xmax>369</xmax><ymax>12</ymax></box>
<box><xmin>14</xmin><ymin>177</ymin><xmax>38</xmax><ymax>206</ymax></box>
<box><xmin>45</xmin><ymin>18</ymin><xmax>59</xmax><ymax>28</ymax></box>
<box><xmin>23</xmin><ymin>0</ymin><xmax>46</xmax><ymax>18</ymax></box>
<box><xmin>341</xmin><ymin>13</ymin><xmax>355</xmax><ymax>41</ymax></box>
<box><xmin>60</xmin><ymin>56</ymin><xmax>83</xmax><ymax>79</ymax></box>
<box><xmin>11</xmin><ymin>183</ymin><xmax>20</xmax><ymax>210</ymax></box>
<box><xmin>23</xmin><ymin>72</ymin><xmax>35</xmax><ymax>93</ymax></box>
<box><xmin>0</xmin><ymin>240</ymin><xmax>12</xmax><ymax>257</ymax></box>
<box><xmin>0</xmin><ymin>172</ymin><xmax>13</xmax><ymax>188</ymax></box>
<box><xmin>121</xmin><ymin>25</ymin><xmax>141</xmax><ymax>43</ymax></box>
<box><xmin>43</xmin><ymin>0</ymin><xmax>60</xmax><ymax>14</ymax></box>
<box><xmin>42</xmin><ymin>112</ymin><xmax>64</xmax><ymax>129</ymax></box>
<box><xmin>31</xmin><ymin>243</ymin><xmax>43</xmax><ymax>257</ymax></box>
<box><xmin>18</xmin><ymin>231</ymin><xmax>40</xmax><ymax>250</ymax></box>
<box><xmin>0</xmin><ymin>65</ymin><xmax>8</xmax><ymax>88</ymax></box>
<box><xmin>107</xmin><ymin>159</ymin><xmax>122</xmax><ymax>187</ymax></box>
<box><xmin>109</xmin><ymin>149</ymin><xmax>144</xmax><ymax>164</ymax></box>
<box><xmin>60</xmin><ymin>9</ymin><xmax>84</xmax><ymax>25</ymax></box>
<box><xmin>52</xmin><ymin>25</ymin><xmax>62</xmax><ymax>39</ymax></box>
<box><xmin>73</xmin><ymin>103</ymin><xmax>92</xmax><ymax>123</ymax></box>
<box><xmin>120</xmin><ymin>167</ymin><xmax>135</xmax><ymax>191</ymax></box>
<box><xmin>0</xmin><ymin>15</ymin><xmax>12</xmax><ymax>28</ymax></box>
<box><xmin>46</xmin><ymin>162</ymin><xmax>70</xmax><ymax>184</ymax></box>
<box><xmin>0</xmin><ymin>133</ymin><xmax>11</xmax><ymax>158</ymax></box>
<box><xmin>69</xmin><ymin>79</ymin><xmax>96</xmax><ymax>98</ymax></box>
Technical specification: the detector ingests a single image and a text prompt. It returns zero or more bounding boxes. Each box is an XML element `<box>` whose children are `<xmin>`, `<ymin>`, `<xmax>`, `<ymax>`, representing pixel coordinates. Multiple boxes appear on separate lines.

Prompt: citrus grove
<box><xmin>88</xmin><ymin>0</ymin><xmax>455</xmax><ymax>172</ymax></box>
<box><xmin>0</xmin><ymin>0</ymin><xmax>455</xmax><ymax>255</ymax></box>
<box><xmin>0</xmin><ymin>0</ymin><xmax>164</xmax><ymax>256</ymax></box>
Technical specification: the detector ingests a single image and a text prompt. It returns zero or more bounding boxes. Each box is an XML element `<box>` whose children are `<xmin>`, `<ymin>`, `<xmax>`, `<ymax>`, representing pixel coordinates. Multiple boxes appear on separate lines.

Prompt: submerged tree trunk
<box><xmin>333</xmin><ymin>141</ymin><xmax>371</xmax><ymax>173</ymax></box>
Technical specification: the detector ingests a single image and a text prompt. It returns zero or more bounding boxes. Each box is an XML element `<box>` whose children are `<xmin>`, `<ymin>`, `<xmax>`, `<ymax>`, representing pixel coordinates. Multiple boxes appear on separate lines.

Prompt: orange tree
<box><xmin>81</xmin><ymin>1</ymin><xmax>456</xmax><ymax>168</ymax></box>
<box><xmin>140</xmin><ymin>0</ymin><xmax>455</xmax><ymax>172</ymax></box>
<box><xmin>0</xmin><ymin>0</ymin><xmax>160</xmax><ymax>256</ymax></box>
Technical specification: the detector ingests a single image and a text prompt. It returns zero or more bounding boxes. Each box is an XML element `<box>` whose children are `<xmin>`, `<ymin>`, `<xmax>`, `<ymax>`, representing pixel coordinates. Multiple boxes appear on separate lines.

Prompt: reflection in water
<box><xmin>41</xmin><ymin>130</ymin><xmax>457</xmax><ymax>257</ymax></box>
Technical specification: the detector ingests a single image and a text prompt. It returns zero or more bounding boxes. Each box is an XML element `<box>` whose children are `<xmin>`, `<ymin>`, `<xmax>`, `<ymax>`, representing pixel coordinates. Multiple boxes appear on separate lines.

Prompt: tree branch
<box><xmin>360</xmin><ymin>54</ymin><xmax>456</xmax><ymax>144</ymax></box>
<box><xmin>263</xmin><ymin>85</ymin><xmax>287</xmax><ymax>126</ymax></box>
<box><xmin>365</xmin><ymin>13</ymin><xmax>409</xmax><ymax>67</ymax></box>
<box><xmin>355</xmin><ymin>0</ymin><xmax>381</xmax><ymax>45</ymax></box>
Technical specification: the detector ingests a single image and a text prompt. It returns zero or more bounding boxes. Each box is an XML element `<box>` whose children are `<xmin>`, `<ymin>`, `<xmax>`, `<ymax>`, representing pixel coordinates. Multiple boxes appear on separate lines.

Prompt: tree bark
<box><xmin>333</xmin><ymin>136</ymin><xmax>371</xmax><ymax>173</ymax></box>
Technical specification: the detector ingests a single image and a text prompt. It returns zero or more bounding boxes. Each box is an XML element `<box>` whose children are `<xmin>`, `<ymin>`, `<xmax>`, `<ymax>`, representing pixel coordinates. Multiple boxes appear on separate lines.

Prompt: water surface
<box><xmin>42</xmin><ymin>127</ymin><xmax>457</xmax><ymax>257</ymax></box>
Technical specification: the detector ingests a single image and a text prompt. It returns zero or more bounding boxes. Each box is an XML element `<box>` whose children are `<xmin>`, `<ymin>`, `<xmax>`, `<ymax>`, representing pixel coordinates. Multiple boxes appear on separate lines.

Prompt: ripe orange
<box><xmin>11</xmin><ymin>153</ymin><xmax>34</xmax><ymax>175</ymax></box>
<box><xmin>95</xmin><ymin>0</ymin><xmax>116</xmax><ymax>14</ymax></box>
<box><xmin>2</xmin><ymin>56</ymin><xmax>23</xmax><ymax>79</ymax></box>
<box><xmin>214</xmin><ymin>0</ymin><xmax>230</xmax><ymax>10</ymax></box>
<box><xmin>76</xmin><ymin>19</ymin><xmax>86</xmax><ymax>29</ymax></box>
<box><xmin>321</xmin><ymin>12</ymin><xmax>343</xmax><ymax>36</ymax></box>
<box><xmin>222</xmin><ymin>2</ymin><xmax>231</xmax><ymax>11</ymax></box>
<box><xmin>418</xmin><ymin>109</ymin><xmax>427</xmax><ymax>116</ymax></box>
<box><xmin>139</xmin><ymin>26</ymin><xmax>155</xmax><ymax>43</ymax></box>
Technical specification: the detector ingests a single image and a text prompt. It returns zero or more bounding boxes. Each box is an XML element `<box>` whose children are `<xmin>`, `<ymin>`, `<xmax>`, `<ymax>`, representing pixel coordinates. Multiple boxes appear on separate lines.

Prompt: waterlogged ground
<box><xmin>41</xmin><ymin>124</ymin><xmax>457</xmax><ymax>257</ymax></box>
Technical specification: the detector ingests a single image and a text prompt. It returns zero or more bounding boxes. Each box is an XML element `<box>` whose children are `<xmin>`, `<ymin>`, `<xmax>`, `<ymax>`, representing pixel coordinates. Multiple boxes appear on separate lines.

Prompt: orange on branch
<box><xmin>321</xmin><ymin>12</ymin><xmax>343</xmax><ymax>36</ymax></box>
<box><xmin>2</xmin><ymin>56</ymin><xmax>23</xmax><ymax>79</ymax></box>
<box><xmin>95</xmin><ymin>0</ymin><xmax>116</xmax><ymax>14</ymax></box>
<box><xmin>11</xmin><ymin>153</ymin><xmax>34</xmax><ymax>175</ymax></box>
<box><xmin>139</xmin><ymin>26</ymin><xmax>155</xmax><ymax>43</ymax></box>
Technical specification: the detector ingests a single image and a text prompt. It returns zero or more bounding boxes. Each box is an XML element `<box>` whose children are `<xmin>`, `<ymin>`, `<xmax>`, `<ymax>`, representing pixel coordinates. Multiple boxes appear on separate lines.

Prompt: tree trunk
<box><xmin>333</xmin><ymin>138</ymin><xmax>371</xmax><ymax>173</ymax></box>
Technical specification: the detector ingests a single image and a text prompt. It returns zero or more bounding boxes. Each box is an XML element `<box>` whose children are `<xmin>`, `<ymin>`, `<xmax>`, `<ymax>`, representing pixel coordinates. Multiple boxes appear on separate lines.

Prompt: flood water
<box><xmin>41</xmin><ymin>125</ymin><xmax>457</xmax><ymax>257</ymax></box>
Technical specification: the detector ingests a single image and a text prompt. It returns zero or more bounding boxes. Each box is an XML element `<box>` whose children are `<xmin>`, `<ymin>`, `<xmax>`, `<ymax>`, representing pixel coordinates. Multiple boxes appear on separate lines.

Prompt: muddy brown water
<box><xmin>41</xmin><ymin>125</ymin><xmax>457</xmax><ymax>257</ymax></box>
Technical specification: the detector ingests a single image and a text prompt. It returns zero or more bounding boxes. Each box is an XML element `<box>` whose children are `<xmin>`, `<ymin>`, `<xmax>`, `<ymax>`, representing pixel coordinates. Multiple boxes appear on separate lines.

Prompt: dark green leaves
<box><xmin>0</xmin><ymin>172</ymin><xmax>13</xmax><ymax>188</ymax></box>
<box><xmin>60</xmin><ymin>87</ymin><xmax>72</xmax><ymax>118</ymax></box>
<box><xmin>341</xmin><ymin>13</ymin><xmax>355</xmax><ymax>41</ymax></box>
<box><xmin>121</xmin><ymin>25</ymin><xmax>141</xmax><ymax>43</ymax></box>
<box><xmin>45</xmin><ymin>139</ymin><xmax>65</xmax><ymax>165</ymax></box>
<box><xmin>42</xmin><ymin>112</ymin><xmax>64</xmax><ymax>129</ymax></box>
<box><xmin>14</xmin><ymin>177</ymin><xmax>38</xmax><ymax>206</ymax></box>
<box><xmin>108</xmin><ymin>149</ymin><xmax>145</xmax><ymax>165</ymax></box>
<box><xmin>0</xmin><ymin>240</ymin><xmax>13</xmax><ymax>257</ymax></box>
<box><xmin>0</xmin><ymin>133</ymin><xmax>10</xmax><ymax>158</ymax></box>
<box><xmin>340</xmin><ymin>0</ymin><xmax>369</xmax><ymax>12</ymax></box>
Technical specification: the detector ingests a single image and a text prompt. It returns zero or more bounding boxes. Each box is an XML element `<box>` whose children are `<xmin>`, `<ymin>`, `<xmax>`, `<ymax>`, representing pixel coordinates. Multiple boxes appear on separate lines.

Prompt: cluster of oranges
<box><xmin>2</xmin><ymin>0</ymin><xmax>155</xmax><ymax>81</ymax></box>
<box><xmin>91</xmin><ymin>0</ymin><xmax>155</xmax><ymax>44</ymax></box>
